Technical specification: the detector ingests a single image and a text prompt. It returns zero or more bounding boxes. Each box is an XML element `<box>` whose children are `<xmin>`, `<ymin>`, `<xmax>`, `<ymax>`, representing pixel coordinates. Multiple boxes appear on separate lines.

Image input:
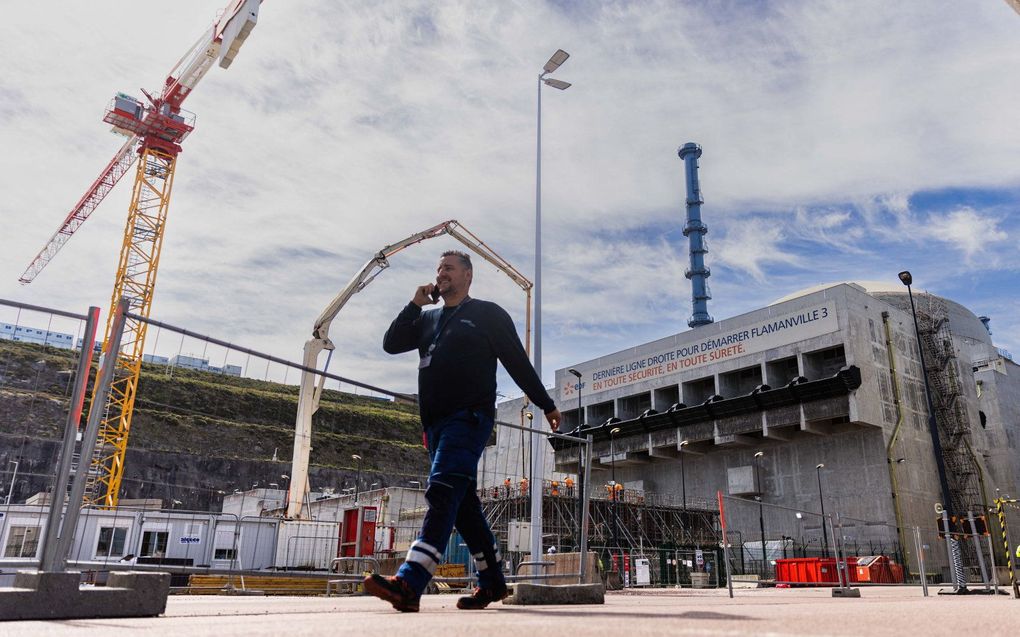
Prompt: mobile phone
<box><xmin>430</xmin><ymin>286</ymin><xmax>441</xmax><ymax>303</ymax></box>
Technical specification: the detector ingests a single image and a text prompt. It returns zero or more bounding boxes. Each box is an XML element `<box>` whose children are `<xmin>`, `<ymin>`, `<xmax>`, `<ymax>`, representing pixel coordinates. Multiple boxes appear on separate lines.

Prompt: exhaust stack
<box><xmin>678</xmin><ymin>142</ymin><xmax>713</xmax><ymax>328</ymax></box>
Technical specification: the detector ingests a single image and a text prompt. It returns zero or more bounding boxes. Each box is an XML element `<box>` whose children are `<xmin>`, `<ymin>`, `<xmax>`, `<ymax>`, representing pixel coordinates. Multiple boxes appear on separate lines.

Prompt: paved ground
<box><xmin>3</xmin><ymin>586</ymin><xmax>1019</xmax><ymax>636</ymax></box>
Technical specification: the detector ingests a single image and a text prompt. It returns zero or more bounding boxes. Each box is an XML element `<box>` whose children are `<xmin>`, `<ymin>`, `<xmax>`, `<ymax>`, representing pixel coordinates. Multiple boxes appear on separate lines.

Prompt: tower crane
<box><xmin>286</xmin><ymin>220</ymin><xmax>533</xmax><ymax>519</ymax></box>
<box><xmin>18</xmin><ymin>0</ymin><xmax>264</xmax><ymax>507</ymax></box>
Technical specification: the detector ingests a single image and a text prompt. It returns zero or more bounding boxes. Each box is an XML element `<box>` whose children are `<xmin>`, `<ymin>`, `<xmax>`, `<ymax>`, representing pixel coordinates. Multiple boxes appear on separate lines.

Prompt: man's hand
<box><xmin>545</xmin><ymin>408</ymin><xmax>562</xmax><ymax>432</ymax></box>
<box><xmin>412</xmin><ymin>283</ymin><xmax>438</xmax><ymax>307</ymax></box>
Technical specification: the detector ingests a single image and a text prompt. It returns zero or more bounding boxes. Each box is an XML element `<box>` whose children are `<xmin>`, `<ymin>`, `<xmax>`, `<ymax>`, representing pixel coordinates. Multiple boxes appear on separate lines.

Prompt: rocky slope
<box><xmin>0</xmin><ymin>339</ymin><xmax>429</xmax><ymax>510</ymax></box>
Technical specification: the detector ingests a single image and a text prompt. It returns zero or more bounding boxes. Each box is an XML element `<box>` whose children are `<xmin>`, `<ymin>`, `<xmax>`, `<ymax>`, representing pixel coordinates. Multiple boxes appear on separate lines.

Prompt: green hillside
<box><xmin>0</xmin><ymin>339</ymin><xmax>429</xmax><ymax>510</ymax></box>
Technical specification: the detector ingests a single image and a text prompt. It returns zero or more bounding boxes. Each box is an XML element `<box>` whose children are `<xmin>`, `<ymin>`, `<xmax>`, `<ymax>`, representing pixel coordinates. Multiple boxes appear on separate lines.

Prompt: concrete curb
<box><xmin>0</xmin><ymin>570</ymin><xmax>170</xmax><ymax>621</ymax></box>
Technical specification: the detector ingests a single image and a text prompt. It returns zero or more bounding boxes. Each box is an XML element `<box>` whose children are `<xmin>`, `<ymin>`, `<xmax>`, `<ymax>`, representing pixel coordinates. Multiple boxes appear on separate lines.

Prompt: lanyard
<box><xmin>427</xmin><ymin>297</ymin><xmax>471</xmax><ymax>354</ymax></box>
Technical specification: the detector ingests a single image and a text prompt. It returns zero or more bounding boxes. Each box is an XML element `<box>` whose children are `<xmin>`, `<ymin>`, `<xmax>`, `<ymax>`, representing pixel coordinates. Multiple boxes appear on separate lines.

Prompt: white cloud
<box><xmin>1</xmin><ymin>0</ymin><xmax>1019</xmax><ymax>394</ymax></box>
<box><xmin>712</xmin><ymin>219</ymin><xmax>803</xmax><ymax>282</ymax></box>
<box><xmin>919</xmin><ymin>207</ymin><xmax>1010</xmax><ymax>263</ymax></box>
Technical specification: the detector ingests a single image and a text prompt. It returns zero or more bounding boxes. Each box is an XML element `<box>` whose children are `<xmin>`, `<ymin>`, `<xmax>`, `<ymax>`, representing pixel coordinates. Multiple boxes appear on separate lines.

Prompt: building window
<box><xmin>979</xmin><ymin>411</ymin><xmax>987</xmax><ymax>429</ymax></box>
<box><xmin>214</xmin><ymin>548</ymin><xmax>237</xmax><ymax>560</ymax></box>
<box><xmin>4</xmin><ymin>525</ymin><xmax>40</xmax><ymax>558</ymax></box>
<box><xmin>140</xmin><ymin>530</ymin><xmax>169</xmax><ymax>557</ymax></box>
<box><xmin>96</xmin><ymin>526</ymin><xmax>129</xmax><ymax>558</ymax></box>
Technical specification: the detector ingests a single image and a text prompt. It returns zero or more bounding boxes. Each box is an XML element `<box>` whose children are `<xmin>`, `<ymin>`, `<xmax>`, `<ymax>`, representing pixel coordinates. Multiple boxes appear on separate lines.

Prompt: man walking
<box><xmin>364</xmin><ymin>250</ymin><xmax>561</xmax><ymax>612</ymax></box>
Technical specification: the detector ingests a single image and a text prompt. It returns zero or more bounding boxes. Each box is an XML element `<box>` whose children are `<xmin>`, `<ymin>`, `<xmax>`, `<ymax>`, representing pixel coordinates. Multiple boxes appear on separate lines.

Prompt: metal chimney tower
<box><xmin>678</xmin><ymin>142</ymin><xmax>713</xmax><ymax>327</ymax></box>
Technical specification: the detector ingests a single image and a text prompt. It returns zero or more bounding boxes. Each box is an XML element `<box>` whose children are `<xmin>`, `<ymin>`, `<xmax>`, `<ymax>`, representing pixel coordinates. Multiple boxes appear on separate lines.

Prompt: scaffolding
<box><xmin>915</xmin><ymin>294</ymin><xmax>981</xmax><ymax>516</ymax></box>
<box><xmin>481</xmin><ymin>490</ymin><xmax>720</xmax><ymax>554</ymax></box>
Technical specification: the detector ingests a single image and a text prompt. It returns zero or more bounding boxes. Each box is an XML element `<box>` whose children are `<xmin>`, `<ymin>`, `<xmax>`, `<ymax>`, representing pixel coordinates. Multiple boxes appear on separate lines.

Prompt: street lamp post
<box><xmin>898</xmin><ymin>270</ymin><xmax>965</xmax><ymax>591</ymax></box>
<box><xmin>679</xmin><ymin>440</ymin><xmax>690</xmax><ymax>511</ymax></box>
<box><xmin>754</xmin><ymin>451</ymin><xmax>767</xmax><ymax>577</ymax></box>
<box><xmin>534</xmin><ymin>48</ymin><xmax>571</xmax><ymax>382</ymax></box>
<box><xmin>568</xmin><ymin>368</ymin><xmax>584</xmax><ymax>552</ymax></box>
<box><xmin>5</xmin><ymin>460</ymin><xmax>19</xmax><ymax>506</ymax></box>
<box><xmin>352</xmin><ymin>454</ymin><xmax>362</xmax><ymax>504</ymax></box>
<box><xmin>532</xmin><ymin>49</ymin><xmax>571</xmax><ymax>569</ymax></box>
<box><xmin>815</xmin><ymin>463</ymin><xmax>829</xmax><ymax>557</ymax></box>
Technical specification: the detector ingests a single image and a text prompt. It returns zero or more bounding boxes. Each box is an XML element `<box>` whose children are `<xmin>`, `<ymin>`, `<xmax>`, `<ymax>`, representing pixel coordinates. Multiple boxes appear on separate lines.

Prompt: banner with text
<box><xmin>559</xmin><ymin>302</ymin><xmax>839</xmax><ymax>401</ymax></box>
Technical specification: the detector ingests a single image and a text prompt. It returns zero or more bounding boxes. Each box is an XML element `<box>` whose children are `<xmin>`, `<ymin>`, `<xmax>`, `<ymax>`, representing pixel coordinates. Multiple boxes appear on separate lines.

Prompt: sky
<box><xmin>1</xmin><ymin>0</ymin><xmax>1019</xmax><ymax>403</ymax></box>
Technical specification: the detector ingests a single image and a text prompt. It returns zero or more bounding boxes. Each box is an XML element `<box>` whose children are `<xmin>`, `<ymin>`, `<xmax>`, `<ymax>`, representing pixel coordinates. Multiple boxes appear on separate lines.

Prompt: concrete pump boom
<box><xmin>287</xmin><ymin>220</ymin><xmax>532</xmax><ymax>519</ymax></box>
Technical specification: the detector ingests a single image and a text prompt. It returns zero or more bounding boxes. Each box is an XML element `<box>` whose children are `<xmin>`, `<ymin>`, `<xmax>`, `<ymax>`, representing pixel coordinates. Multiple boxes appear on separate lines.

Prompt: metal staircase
<box><xmin>915</xmin><ymin>294</ymin><xmax>981</xmax><ymax>515</ymax></box>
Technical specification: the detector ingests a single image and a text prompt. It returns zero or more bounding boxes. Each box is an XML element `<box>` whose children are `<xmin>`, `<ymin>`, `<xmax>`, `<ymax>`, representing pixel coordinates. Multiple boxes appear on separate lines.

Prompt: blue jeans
<box><xmin>397</xmin><ymin>409</ymin><xmax>505</xmax><ymax>595</ymax></box>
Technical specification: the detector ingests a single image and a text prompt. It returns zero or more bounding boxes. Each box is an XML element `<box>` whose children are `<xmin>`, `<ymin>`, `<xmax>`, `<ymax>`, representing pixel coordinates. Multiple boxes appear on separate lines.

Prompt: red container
<box><xmin>854</xmin><ymin>556</ymin><xmax>904</xmax><ymax>584</ymax></box>
<box><xmin>774</xmin><ymin>557</ymin><xmax>859</xmax><ymax>586</ymax></box>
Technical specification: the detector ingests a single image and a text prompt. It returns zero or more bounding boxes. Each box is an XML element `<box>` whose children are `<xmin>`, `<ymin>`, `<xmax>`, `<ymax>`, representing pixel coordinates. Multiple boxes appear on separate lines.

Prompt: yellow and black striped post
<box><xmin>995</xmin><ymin>498</ymin><xmax>1019</xmax><ymax>599</ymax></box>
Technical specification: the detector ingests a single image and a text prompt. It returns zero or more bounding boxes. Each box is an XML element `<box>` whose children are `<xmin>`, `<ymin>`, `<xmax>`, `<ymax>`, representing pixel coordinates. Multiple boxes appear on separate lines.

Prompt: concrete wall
<box><xmin>484</xmin><ymin>283</ymin><xmax>1020</xmax><ymax>562</ymax></box>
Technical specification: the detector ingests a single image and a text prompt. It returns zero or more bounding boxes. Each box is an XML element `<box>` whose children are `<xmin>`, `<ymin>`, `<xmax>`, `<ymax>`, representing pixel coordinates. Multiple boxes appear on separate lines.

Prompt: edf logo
<box><xmin>563</xmin><ymin>380</ymin><xmax>586</xmax><ymax>397</ymax></box>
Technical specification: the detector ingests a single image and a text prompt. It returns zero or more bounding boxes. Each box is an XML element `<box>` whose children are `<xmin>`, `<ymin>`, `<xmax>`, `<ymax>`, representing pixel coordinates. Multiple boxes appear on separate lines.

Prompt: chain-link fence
<box><xmin>6</xmin><ymin>296</ymin><xmax>1017</xmax><ymax>599</ymax></box>
<box><xmin>0</xmin><ymin>298</ymin><xmax>601</xmax><ymax>594</ymax></box>
<box><xmin>717</xmin><ymin>491</ymin><xmax>1016</xmax><ymax>596</ymax></box>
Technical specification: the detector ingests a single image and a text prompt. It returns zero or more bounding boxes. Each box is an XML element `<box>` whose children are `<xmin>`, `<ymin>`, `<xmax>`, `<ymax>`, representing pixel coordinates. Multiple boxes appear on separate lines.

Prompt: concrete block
<box><xmin>0</xmin><ymin>570</ymin><xmax>170</xmax><ymax>621</ymax></box>
<box><xmin>831</xmin><ymin>587</ymin><xmax>861</xmax><ymax>598</ymax></box>
<box><xmin>503</xmin><ymin>582</ymin><xmax>605</xmax><ymax>606</ymax></box>
<box><xmin>12</xmin><ymin>570</ymin><xmax>80</xmax><ymax>597</ymax></box>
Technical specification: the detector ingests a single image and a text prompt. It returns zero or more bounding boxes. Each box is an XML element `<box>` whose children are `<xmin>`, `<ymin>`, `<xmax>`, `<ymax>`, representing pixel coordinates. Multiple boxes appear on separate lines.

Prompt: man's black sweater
<box><xmin>383</xmin><ymin>298</ymin><xmax>556</xmax><ymax>427</ymax></box>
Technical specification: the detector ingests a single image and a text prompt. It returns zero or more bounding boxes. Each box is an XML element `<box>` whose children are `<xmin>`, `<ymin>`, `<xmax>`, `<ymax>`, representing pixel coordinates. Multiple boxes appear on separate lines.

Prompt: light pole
<box><xmin>568</xmin><ymin>368</ymin><xmax>583</xmax><ymax>428</ymax></box>
<box><xmin>568</xmin><ymin>368</ymin><xmax>584</xmax><ymax>553</ymax></box>
<box><xmin>898</xmin><ymin>270</ymin><xmax>965</xmax><ymax>591</ymax></box>
<box><xmin>679</xmin><ymin>440</ymin><xmax>690</xmax><ymax>511</ymax></box>
<box><xmin>815</xmin><ymin>463</ymin><xmax>829</xmax><ymax>557</ymax></box>
<box><xmin>532</xmin><ymin>49</ymin><xmax>571</xmax><ymax>570</ymax></box>
<box><xmin>609</xmin><ymin>427</ymin><xmax>621</xmax><ymax>488</ymax></box>
<box><xmin>352</xmin><ymin>454</ymin><xmax>362</xmax><ymax>504</ymax></box>
<box><xmin>754</xmin><ymin>451</ymin><xmax>767</xmax><ymax>577</ymax></box>
<box><xmin>5</xmin><ymin>460</ymin><xmax>19</xmax><ymax>506</ymax></box>
<box><xmin>534</xmin><ymin>48</ymin><xmax>571</xmax><ymax>382</ymax></box>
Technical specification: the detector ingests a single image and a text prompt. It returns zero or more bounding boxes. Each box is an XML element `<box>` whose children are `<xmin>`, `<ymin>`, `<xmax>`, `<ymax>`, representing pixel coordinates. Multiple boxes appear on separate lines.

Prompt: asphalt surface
<box><xmin>3</xmin><ymin>586</ymin><xmax>1019</xmax><ymax>636</ymax></box>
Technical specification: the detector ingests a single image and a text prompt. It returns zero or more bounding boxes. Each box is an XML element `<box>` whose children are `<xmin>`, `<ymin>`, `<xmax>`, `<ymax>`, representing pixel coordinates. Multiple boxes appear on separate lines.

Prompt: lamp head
<box><xmin>679</xmin><ymin>440</ymin><xmax>690</xmax><ymax>448</ymax></box>
<box><xmin>610</xmin><ymin>427</ymin><xmax>621</xmax><ymax>436</ymax></box>
<box><xmin>568</xmin><ymin>368</ymin><xmax>582</xmax><ymax>378</ymax></box>
<box><xmin>525</xmin><ymin>412</ymin><xmax>534</xmax><ymax>421</ymax></box>
<box><xmin>754</xmin><ymin>451</ymin><xmax>764</xmax><ymax>458</ymax></box>
<box><xmin>898</xmin><ymin>271</ymin><xmax>912</xmax><ymax>286</ymax></box>
<box><xmin>815</xmin><ymin>463</ymin><xmax>824</xmax><ymax>469</ymax></box>
<box><xmin>352</xmin><ymin>454</ymin><xmax>362</xmax><ymax>461</ymax></box>
<box><xmin>543</xmin><ymin>78</ymin><xmax>571</xmax><ymax>90</ymax></box>
<box><xmin>543</xmin><ymin>49</ymin><xmax>570</xmax><ymax>73</ymax></box>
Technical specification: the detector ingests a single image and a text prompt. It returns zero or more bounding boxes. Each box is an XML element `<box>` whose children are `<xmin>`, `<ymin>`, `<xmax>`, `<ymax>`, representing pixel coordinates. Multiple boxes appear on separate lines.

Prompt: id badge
<box><xmin>419</xmin><ymin>355</ymin><xmax>432</xmax><ymax>369</ymax></box>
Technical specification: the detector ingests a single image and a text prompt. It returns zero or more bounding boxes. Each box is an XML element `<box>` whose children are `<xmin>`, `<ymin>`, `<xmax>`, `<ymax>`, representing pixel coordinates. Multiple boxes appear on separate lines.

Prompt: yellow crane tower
<box><xmin>18</xmin><ymin>1</ymin><xmax>265</xmax><ymax>507</ymax></box>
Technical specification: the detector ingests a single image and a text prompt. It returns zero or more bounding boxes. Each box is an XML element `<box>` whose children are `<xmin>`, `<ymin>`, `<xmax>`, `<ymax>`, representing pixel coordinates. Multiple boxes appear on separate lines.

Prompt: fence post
<box><xmin>987</xmin><ymin>532</ymin><xmax>999</xmax><ymax>595</ymax></box>
<box><xmin>39</xmin><ymin>306</ymin><xmax>100</xmax><ymax>572</ymax></box>
<box><xmin>49</xmin><ymin>299</ymin><xmax>129</xmax><ymax>570</ymax></box>
<box><xmin>577</xmin><ymin>435</ymin><xmax>593</xmax><ymax>584</ymax></box>
<box><xmin>966</xmin><ymin>510</ymin><xmax>990</xmax><ymax>590</ymax></box>
<box><xmin>717</xmin><ymin>491</ymin><xmax>733</xmax><ymax>599</ymax></box>
<box><xmin>914</xmin><ymin>526</ymin><xmax>929</xmax><ymax>597</ymax></box>
<box><xmin>829</xmin><ymin>513</ymin><xmax>859</xmax><ymax>598</ymax></box>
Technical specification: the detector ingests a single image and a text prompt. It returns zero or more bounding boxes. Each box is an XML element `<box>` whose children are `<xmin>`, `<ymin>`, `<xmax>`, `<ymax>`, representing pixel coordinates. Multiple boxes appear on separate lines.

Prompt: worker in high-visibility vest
<box><xmin>614</xmin><ymin>482</ymin><xmax>624</xmax><ymax>501</ymax></box>
<box><xmin>520</xmin><ymin>477</ymin><xmax>529</xmax><ymax>495</ymax></box>
<box><xmin>551</xmin><ymin>480</ymin><xmax>560</xmax><ymax>497</ymax></box>
<box><xmin>564</xmin><ymin>477</ymin><xmax>574</xmax><ymax>497</ymax></box>
<box><xmin>503</xmin><ymin>477</ymin><xmax>512</xmax><ymax>497</ymax></box>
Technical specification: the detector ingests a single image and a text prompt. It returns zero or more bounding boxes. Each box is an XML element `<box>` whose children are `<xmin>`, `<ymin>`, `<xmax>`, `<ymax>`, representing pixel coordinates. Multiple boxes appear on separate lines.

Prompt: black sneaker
<box><xmin>363</xmin><ymin>574</ymin><xmax>420</xmax><ymax>612</ymax></box>
<box><xmin>456</xmin><ymin>584</ymin><xmax>509</xmax><ymax>610</ymax></box>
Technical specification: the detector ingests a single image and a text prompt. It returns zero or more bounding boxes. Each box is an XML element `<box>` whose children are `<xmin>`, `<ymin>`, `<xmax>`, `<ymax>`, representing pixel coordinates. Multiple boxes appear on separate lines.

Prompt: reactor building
<box><xmin>485</xmin><ymin>143</ymin><xmax>1020</xmax><ymax>575</ymax></box>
